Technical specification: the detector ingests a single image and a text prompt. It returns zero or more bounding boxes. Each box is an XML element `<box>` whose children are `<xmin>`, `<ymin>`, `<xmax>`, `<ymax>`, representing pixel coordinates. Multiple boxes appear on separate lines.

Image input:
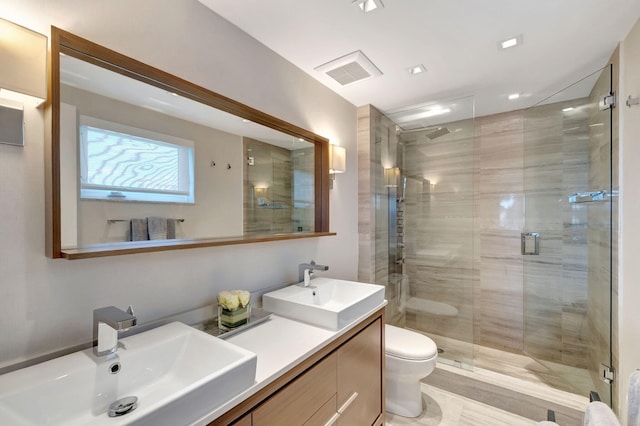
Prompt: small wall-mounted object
<box><xmin>521</xmin><ymin>232</ymin><xmax>540</xmax><ymax>255</ymax></box>
<box><xmin>0</xmin><ymin>17</ymin><xmax>47</xmax><ymax>103</ymax></box>
<box><xmin>599</xmin><ymin>92</ymin><xmax>616</xmax><ymax>111</ymax></box>
<box><xmin>568</xmin><ymin>190</ymin><xmax>611</xmax><ymax>204</ymax></box>
<box><xmin>626</xmin><ymin>95</ymin><xmax>640</xmax><ymax>108</ymax></box>
<box><xmin>384</xmin><ymin>167</ymin><xmax>400</xmax><ymax>188</ymax></box>
<box><xmin>329</xmin><ymin>144</ymin><xmax>346</xmax><ymax>189</ymax></box>
<box><xmin>0</xmin><ymin>99</ymin><xmax>24</xmax><ymax>146</ymax></box>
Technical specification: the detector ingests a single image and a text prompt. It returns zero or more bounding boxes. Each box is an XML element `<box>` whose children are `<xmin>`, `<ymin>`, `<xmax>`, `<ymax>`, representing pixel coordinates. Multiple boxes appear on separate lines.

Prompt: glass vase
<box><xmin>218</xmin><ymin>303</ymin><xmax>251</xmax><ymax>331</ymax></box>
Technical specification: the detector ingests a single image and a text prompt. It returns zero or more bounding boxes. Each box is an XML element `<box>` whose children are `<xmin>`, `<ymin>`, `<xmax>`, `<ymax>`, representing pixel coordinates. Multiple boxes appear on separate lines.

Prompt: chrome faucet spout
<box><xmin>298</xmin><ymin>260</ymin><xmax>329</xmax><ymax>286</ymax></box>
<box><xmin>93</xmin><ymin>305</ymin><xmax>137</xmax><ymax>357</ymax></box>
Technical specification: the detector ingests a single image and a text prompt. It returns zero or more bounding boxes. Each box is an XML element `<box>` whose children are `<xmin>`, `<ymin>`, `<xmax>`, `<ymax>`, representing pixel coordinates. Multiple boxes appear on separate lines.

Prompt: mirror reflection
<box><xmin>58</xmin><ymin>54</ymin><xmax>315</xmax><ymax>249</ymax></box>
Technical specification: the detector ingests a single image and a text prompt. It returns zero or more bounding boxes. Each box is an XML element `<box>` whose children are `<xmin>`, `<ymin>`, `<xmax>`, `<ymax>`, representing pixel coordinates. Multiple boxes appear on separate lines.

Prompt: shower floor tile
<box><xmin>428</xmin><ymin>363</ymin><xmax>586</xmax><ymax>425</ymax></box>
<box><xmin>415</xmin><ymin>329</ymin><xmax>594</xmax><ymax>397</ymax></box>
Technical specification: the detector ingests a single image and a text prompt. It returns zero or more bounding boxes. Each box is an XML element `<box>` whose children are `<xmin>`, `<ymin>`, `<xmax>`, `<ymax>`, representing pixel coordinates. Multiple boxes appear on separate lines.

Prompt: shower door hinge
<box><xmin>599</xmin><ymin>363</ymin><xmax>615</xmax><ymax>384</ymax></box>
<box><xmin>600</xmin><ymin>92</ymin><xmax>616</xmax><ymax>110</ymax></box>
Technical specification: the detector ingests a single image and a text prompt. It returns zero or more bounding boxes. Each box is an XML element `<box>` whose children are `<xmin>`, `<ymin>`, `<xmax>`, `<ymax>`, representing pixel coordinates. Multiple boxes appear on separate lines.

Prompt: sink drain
<box><xmin>108</xmin><ymin>396</ymin><xmax>138</xmax><ymax>417</ymax></box>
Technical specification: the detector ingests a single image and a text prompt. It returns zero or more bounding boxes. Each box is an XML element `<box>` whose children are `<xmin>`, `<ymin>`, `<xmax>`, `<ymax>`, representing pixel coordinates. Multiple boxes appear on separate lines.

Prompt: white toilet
<box><xmin>385</xmin><ymin>324</ymin><xmax>438</xmax><ymax>417</ymax></box>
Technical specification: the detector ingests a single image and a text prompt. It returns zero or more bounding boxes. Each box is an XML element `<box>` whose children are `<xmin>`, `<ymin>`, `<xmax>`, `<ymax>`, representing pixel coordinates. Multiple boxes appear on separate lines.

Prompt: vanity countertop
<box><xmin>190</xmin><ymin>302</ymin><xmax>386</xmax><ymax>425</ymax></box>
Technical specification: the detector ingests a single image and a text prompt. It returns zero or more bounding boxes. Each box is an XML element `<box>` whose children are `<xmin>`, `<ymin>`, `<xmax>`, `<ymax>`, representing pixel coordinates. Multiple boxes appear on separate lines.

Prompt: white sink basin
<box><xmin>263</xmin><ymin>277</ymin><xmax>385</xmax><ymax>330</ymax></box>
<box><xmin>0</xmin><ymin>321</ymin><xmax>256</xmax><ymax>425</ymax></box>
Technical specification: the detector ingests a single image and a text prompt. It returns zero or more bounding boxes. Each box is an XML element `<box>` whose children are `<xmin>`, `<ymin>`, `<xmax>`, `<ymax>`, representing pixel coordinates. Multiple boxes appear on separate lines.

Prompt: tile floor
<box><xmin>427</xmin><ymin>332</ymin><xmax>594</xmax><ymax>396</ymax></box>
<box><xmin>386</xmin><ymin>380</ymin><xmax>539</xmax><ymax>426</ymax></box>
<box><xmin>385</xmin><ymin>329</ymin><xmax>595</xmax><ymax>425</ymax></box>
<box><xmin>385</xmin><ymin>359</ymin><xmax>589</xmax><ymax>425</ymax></box>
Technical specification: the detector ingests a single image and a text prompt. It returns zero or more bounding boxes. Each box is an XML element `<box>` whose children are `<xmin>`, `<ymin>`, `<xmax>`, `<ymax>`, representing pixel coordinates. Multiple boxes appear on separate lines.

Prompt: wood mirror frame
<box><xmin>45</xmin><ymin>27</ymin><xmax>332</xmax><ymax>260</ymax></box>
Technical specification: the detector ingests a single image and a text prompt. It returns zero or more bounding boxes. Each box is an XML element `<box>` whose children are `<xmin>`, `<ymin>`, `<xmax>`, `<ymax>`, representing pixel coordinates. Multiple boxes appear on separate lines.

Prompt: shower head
<box><xmin>425</xmin><ymin>127</ymin><xmax>450</xmax><ymax>140</ymax></box>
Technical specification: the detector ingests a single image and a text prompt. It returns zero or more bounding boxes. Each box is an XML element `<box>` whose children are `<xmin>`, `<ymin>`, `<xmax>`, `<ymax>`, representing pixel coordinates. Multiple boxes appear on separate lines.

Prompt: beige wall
<box><xmin>0</xmin><ymin>0</ymin><xmax>358</xmax><ymax>369</ymax></box>
<box><xmin>618</xmin><ymin>16</ymin><xmax>640</xmax><ymax>425</ymax></box>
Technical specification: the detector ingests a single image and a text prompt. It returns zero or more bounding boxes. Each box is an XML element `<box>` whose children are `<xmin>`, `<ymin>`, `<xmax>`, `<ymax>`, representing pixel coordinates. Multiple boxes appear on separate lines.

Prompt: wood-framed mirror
<box><xmin>45</xmin><ymin>27</ymin><xmax>331</xmax><ymax>260</ymax></box>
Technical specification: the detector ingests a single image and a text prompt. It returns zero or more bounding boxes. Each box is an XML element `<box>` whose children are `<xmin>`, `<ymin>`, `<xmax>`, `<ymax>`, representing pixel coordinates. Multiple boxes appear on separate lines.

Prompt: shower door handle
<box><xmin>521</xmin><ymin>233</ymin><xmax>540</xmax><ymax>255</ymax></box>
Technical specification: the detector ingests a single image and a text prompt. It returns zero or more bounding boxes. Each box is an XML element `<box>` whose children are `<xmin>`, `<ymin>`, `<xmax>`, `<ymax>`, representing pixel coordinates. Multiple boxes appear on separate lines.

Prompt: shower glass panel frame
<box><xmin>522</xmin><ymin>65</ymin><xmax>613</xmax><ymax>404</ymax></box>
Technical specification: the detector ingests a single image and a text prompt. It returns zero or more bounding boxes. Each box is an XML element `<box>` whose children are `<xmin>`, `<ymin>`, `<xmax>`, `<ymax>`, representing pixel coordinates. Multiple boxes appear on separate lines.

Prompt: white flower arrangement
<box><xmin>218</xmin><ymin>290</ymin><xmax>250</xmax><ymax>311</ymax></box>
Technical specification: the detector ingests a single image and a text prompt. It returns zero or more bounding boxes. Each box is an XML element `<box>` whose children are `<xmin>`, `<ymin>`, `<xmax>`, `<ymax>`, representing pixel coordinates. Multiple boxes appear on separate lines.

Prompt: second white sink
<box><xmin>262</xmin><ymin>277</ymin><xmax>385</xmax><ymax>330</ymax></box>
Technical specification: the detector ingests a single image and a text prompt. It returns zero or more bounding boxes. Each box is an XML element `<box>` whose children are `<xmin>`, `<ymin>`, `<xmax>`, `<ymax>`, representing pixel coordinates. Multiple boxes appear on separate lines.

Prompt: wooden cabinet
<box><xmin>211</xmin><ymin>308</ymin><xmax>384</xmax><ymax>426</ymax></box>
<box><xmin>336</xmin><ymin>318</ymin><xmax>382</xmax><ymax>425</ymax></box>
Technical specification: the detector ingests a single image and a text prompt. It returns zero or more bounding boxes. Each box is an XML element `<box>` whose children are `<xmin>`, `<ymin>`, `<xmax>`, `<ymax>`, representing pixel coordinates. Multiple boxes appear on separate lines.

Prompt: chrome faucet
<box><xmin>93</xmin><ymin>306</ymin><xmax>137</xmax><ymax>356</ymax></box>
<box><xmin>298</xmin><ymin>260</ymin><xmax>329</xmax><ymax>287</ymax></box>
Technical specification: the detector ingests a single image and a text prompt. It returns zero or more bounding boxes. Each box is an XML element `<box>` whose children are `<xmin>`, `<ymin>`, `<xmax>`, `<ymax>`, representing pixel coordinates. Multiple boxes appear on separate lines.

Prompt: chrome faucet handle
<box><xmin>93</xmin><ymin>305</ymin><xmax>138</xmax><ymax>357</ymax></box>
<box><xmin>298</xmin><ymin>260</ymin><xmax>329</xmax><ymax>283</ymax></box>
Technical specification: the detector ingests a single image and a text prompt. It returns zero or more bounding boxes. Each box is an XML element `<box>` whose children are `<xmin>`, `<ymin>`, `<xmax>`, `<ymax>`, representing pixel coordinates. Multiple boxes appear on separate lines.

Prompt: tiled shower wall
<box><xmin>357</xmin><ymin>60</ymin><xmax>618</xmax><ymax>393</ymax></box>
<box><xmin>402</xmin><ymin>102</ymin><xmax>604</xmax><ymax>369</ymax></box>
<box><xmin>357</xmin><ymin>105</ymin><xmax>402</xmax><ymax>322</ymax></box>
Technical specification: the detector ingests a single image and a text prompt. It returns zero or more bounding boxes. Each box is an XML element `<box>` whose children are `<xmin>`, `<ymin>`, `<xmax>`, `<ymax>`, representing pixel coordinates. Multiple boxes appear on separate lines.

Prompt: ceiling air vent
<box><xmin>315</xmin><ymin>50</ymin><xmax>382</xmax><ymax>86</ymax></box>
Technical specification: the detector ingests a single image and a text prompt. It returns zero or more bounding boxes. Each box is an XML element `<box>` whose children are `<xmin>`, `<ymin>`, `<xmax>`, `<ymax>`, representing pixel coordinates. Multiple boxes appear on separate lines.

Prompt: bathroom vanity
<box><xmin>204</xmin><ymin>306</ymin><xmax>385</xmax><ymax>426</ymax></box>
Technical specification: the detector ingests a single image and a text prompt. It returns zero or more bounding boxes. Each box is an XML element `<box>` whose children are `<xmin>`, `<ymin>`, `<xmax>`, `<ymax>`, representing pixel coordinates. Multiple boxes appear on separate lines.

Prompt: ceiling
<box><xmin>60</xmin><ymin>54</ymin><xmax>313</xmax><ymax>150</ymax></box>
<box><xmin>197</xmin><ymin>0</ymin><xmax>640</xmax><ymax>128</ymax></box>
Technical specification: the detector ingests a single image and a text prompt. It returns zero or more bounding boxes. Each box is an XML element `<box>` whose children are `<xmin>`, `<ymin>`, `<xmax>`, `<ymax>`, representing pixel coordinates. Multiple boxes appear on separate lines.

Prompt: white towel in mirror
<box><xmin>130</xmin><ymin>218</ymin><xmax>148</xmax><ymax>241</ymax></box>
<box><xmin>147</xmin><ymin>217</ymin><xmax>167</xmax><ymax>240</ymax></box>
<box><xmin>166</xmin><ymin>219</ymin><xmax>177</xmax><ymax>239</ymax></box>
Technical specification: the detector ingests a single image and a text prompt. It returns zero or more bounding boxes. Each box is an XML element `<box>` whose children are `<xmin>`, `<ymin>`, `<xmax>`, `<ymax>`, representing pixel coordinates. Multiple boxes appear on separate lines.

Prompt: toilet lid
<box><xmin>385</xmin><ymin>324</ymin><xmax>438</xmax><ymax>360</ymax></box>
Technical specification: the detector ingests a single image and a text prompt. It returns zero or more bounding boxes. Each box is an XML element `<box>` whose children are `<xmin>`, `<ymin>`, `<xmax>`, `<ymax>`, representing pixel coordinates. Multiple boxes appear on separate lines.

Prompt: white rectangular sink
<box><xmin>262</xmin><ymin>277</ymin><xmax>385</xmax><ymax>330</ymax></box>
<box><xmin>0</xmin><ymin>321</ymin><xmax>256</xmax><ymax>425</ymax></box>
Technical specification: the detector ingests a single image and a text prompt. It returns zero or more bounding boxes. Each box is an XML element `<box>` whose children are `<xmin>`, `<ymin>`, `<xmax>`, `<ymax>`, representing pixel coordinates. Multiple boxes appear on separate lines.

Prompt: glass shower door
<box><xmin>394</xmin><ymin>95</ymin><xmax>476</xmax><ymax>370</ymax></box>
<box><xmin>523</xmin><ymin>65</ymin><xmax>613</xmax><ymax>403</ymax></box>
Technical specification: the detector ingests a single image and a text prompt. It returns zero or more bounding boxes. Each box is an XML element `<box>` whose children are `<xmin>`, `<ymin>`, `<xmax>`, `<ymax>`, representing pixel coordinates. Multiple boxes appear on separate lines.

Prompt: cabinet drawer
<box><xmin>253</xmin><ymin>352</ymin><xmax>337</xmax><ymax>425</ymax></box>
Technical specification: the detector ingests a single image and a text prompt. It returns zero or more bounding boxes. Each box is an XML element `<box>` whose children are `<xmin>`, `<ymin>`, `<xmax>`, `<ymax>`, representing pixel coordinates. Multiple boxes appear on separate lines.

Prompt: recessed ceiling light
<box><xmin>353</xmin><ymin>0</ymin><xmax>384</xmax><ymax>13</ymax></box>
<box><xmin>562</xmin><ymin>107</ymin><xmax>574</xmax><ymax>112</ymax></box>
<box><xmin>499</xmin><ymin>34</ymin><xmax>523</xmax><ymax>50</ymax></box>
<box><xmin>508</xmin><ymin>93</ymin><xmax>520</xmax><ymax>100</ymax></box>
<box><xmin>242</xmin><ymin>118</ymin><xmax>252</xmax><ymax>123</ymax></box>
<box><xmin>408</xmin><ymin>64</ymin><xmax>427</xmax><ymax>75</ymax></box>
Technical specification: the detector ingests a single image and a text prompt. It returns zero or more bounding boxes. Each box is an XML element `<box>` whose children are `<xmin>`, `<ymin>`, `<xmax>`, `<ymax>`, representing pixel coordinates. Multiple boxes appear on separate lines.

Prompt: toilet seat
<box><xmin>385</xmin><ymin>324</ymin><xmax>437</xmax><ymax>360</ymax></box>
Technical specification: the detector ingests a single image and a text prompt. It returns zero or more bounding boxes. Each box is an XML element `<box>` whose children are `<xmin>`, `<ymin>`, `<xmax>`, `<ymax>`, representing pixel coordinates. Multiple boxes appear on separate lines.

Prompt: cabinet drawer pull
<box><xmin>324</xmin><ymin>412</ymin><xmax>340</xmax><ymax>426</ymax></box>
<box><xmin>338</xmin><ymin>392</ymin><xmax>359</xmax><ymax>414</ymax></box>
<box><xmin>324</xmin><ymin>392</ymin><xmax>359</xmax><ymax>426</ymax></box>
